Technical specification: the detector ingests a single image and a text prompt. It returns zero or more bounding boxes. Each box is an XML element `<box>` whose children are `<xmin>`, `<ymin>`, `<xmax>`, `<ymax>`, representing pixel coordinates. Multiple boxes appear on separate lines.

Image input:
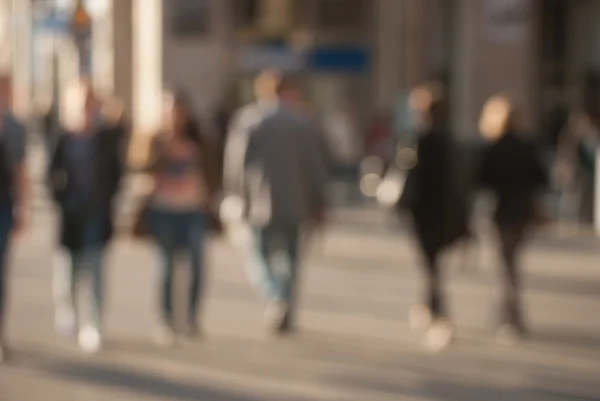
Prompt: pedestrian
<box><xmin>0</xmin><ymin>75</ymin><xmax>29</xmax><ymax>362</ymax></box>
<box><xmin>398</xmin><ymin>82</ymin><xmax>469</xmax><ymax>352</ymax></box>
<box><xmin>223</xmin><ymin>71</ymin><xmax>328</xmax><ymax>335</ymax></box>
<box><xmin>143</xmin><ymin>88</ymin><xmax>220</xmax><ymax>346</ymax></box>
<box><xmin>479</xmin><ymin>94</ymin><xmax>548</xmax><ymax>344</ymax></box>
<box><xmin>47</xmin><ymin>79</ymin><xmax>126</xmax><ymax>353</ymax></box>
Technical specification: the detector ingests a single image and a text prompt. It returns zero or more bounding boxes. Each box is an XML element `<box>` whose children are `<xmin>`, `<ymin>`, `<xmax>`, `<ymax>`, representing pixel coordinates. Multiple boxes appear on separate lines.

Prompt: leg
<box><xmin>53</xmin><ymin>249</ymin><xmax>79</xmax><ymax>335</ymax></box>
<box><xmin>185</xmin><ymin>212</ymin><xmax>206</xmax><ymax>331</ymax></box>
<box><xmin>278</xmin><ymin>224</ymin><xmax>301</xmax><ymax>332</ymax></box>
<box><xmin>0</xmin><ymin>206</ymin><xmax>11</xmax><ymax>361</ymax></box>
<box><xmin>0</xmin><ymin>214</ymin><xmax>11</xmax><ymax>345</ymax></box>
<box><xmin>245</xmin><ymin>225</ymin><xmax>278</xmax><ymax>300</ymax></box>
<box><xmin>498</xmin><ymin>226</ymin><xmax>526</xmax><ymax>331</ymax></box>
<box><xmin>418</xmin><ymin>238</ymin><xmax>454</xmax><ymax>352</ymax></box>
<box><xmin>150</xmin><ymin>209</ymin><xmax>177</xmax><ymax>327</ymax></box>
<box><xmin>86</xmin><ymin>247</ymin><xmax>105</xmax><ymax>331</ymax></box>
<box><xmin>419</xmin><ymin>240</ymin><xmax>445</xmax><ymax>320</ymax></box>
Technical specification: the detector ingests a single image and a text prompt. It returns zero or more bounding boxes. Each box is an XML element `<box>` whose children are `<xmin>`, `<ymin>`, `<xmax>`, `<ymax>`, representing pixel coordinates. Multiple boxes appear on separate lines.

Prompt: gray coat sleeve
<box><xmin>304</xmin><ymin>120</ymin><xmax>329</xmax><ymax>215</ymax></box>
<box><xmin>223</xmin><ymin>108</ymin><xmax>253</xmax><ymax>196</ymax></box>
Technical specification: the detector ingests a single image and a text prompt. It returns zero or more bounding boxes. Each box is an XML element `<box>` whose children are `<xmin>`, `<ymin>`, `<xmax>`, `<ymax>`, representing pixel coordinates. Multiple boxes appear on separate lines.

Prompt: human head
<box><xmin>162</xmin><ymin>87</ymin><xmax>201</xmax><ymax>143</ymax></box>
<box><xmin>62</xmin><ymin>78</ymin><xmax>101</xmax><ymax>132</ymax></box>
<box><xmin>479</xmin><ymin>94</ymin><xmax>523</xmax><ymax>141</ymax></box>
<box><xmin>102</xmin><ymin>96</ymin><xmax>125</xmax><ymax>127</ymax></box>
<box><xmin>409</xmin><ymin>81</ymin><xmax>448</xmax><ymax>132</ymax></box>
<box><xmin>254</xmin><ymin>69</ymin><xmax>282</xmax><ymax>102</ymax></box>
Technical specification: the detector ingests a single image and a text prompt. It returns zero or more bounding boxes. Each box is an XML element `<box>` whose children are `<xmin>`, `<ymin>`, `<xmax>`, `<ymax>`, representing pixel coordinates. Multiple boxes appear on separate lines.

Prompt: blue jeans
<box><xmin>149</xmin><ymin>208</ymin><xmax>206</xmax><ymax>327</ymax></box>
<box><xmin>54</xmin><ymin>212</ymin><xmax>106</xmax><ymax>330</ymax></box>
<box><xmin>247</xmin><ymin>223</ymin><xmax>301</xmax><ymax>306</ymax></box>
<box><xmin>0</xmin><ymin>201</ymin><xmax>12</xmax><ymax>335</ymax></box>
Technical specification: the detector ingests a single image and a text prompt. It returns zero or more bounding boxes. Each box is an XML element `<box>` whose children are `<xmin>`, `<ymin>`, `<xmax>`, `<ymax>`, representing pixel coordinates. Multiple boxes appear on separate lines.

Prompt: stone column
<box><xmin>128</xmin><ymin>0</ymin><xmax>162</xmax><ymax>167</ymax></box>
<box><xmin>11</xmin><ymin>0</ymin><xmax>33</xmax><ymax>118</ymax></box>
<box><xmin>112</xmin><ymin>0</ymin><xmax>133</xmax><ymax>114</ymax></box>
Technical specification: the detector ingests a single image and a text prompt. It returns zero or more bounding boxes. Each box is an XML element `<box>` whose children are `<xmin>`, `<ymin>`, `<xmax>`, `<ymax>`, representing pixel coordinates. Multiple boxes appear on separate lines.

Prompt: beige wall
<box><xmin>452</xmin><ymin>0</ymin><xmax>538</xmax><ymax>139</ymax></box>
<box><xmin>374</xmin><ymin>0</ymin><xmax>430</xmax><ymax>109</ymax></box>
<box><xmin>162</xmin><ymin>0</ymin><xmax>234</xmax><ymax>119</ymax></box>
<box><xmin>11</xmin><ymin>0</ymin><xmax>32</xmax><ymax>118</ymax></box>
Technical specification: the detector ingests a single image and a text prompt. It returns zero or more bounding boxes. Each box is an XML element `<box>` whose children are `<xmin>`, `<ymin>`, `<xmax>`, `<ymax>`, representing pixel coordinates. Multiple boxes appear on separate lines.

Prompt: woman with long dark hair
<box><xmin>146</xmin><ymin>89</ymin><xmax>220</xmax><ymax>345</ymax></box>
<box><xmin>479</xmin><ymin>95</ymin><xmax>547</xmax><ymax>344</ymax></box>
<box><xmin>399</xmin><ymin>83</ymin><xmax>469</xmax><ymax>352</ymax></box>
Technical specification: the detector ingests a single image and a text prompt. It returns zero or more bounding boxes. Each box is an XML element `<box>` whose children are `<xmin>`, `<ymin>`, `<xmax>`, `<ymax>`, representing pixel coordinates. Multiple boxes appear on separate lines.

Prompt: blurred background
<box><xmin>1</xmin><ymin>1</ymin><xmax>600</xmax><ymax>400</ymax></box>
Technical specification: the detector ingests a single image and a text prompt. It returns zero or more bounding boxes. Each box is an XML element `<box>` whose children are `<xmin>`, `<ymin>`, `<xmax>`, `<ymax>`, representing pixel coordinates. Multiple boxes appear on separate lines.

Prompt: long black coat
<box><xmin>480</xmin><ymin>133</ymin><xmax>547</xmax><ymax>226</ymax></box>
<box><xmin>400</xmin><ymin>130</ymin><xmax>470</xmax><ymax>254</ymax></box>
<box><xmin>48</xmin><ymin>125</ymin><xmax>126</xmax><ymax>251</ymax></box>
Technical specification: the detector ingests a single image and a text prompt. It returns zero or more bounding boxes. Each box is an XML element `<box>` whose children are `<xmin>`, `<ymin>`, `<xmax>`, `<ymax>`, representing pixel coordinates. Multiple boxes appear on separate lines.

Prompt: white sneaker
<box><xmin>78</xmin><ymin>325</ymin><xmax>102</xmax><ymax>354</ymax></box>
<box><xmin>55</xmin><ymin>308</ymin><xmax>76</xmax><ymax>337</ymax></box>
<box><xmin>154</xmin><ymin>324</ymin><xmax>177</xmax><ymax>347</ymax></box>
<box><xmin>409</xmin><ymin>304</ymin><xmax>433</xmax><ymax>332</ymax></box>
<box><xmin>424</xmin><ymin>319</ymin><xmax>454</xmax><ymax>353</ymax></box>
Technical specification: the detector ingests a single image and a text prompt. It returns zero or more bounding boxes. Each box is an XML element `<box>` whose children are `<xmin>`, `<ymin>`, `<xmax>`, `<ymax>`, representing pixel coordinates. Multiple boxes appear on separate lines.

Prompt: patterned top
<box><xmin>152</xmin><ymin>136</ymin><xmax>207</xmax><ymax>211</ymax></box>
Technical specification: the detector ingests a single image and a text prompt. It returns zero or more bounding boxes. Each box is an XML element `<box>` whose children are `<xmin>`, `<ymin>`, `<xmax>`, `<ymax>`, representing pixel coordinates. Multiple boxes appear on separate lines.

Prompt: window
<box><xmin>318</xmin><ymin>0</ymin><xmax>368</xmax><ymax>31</ymax></box>
<box><xmin>234</xmin><ymin>0</ymin><xmax>310</xmax><ymax>39</ymax></box>
<box><xmin>171</xmin><ymin>0</ymin><xmax>210</xmax><ymax>37</ymax></box>
<box><xmin>234</xmin><ymin>0</ymin><xmax>259</xmax><ymax>30</ymax></box>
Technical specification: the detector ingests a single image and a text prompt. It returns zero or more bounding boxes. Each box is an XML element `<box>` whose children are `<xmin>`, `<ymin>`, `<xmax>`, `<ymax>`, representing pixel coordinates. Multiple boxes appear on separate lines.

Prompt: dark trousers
<box><xmin>0</xmin><ymin>201</ymin><xmax>12</xmax><ymax>337</ymax></box>
<box><xmin>416</xmin><ymin>238</ymin><xmax>445</xmax><ymax>320</ymax></box>
<box><xmin>247</xmin><ymin>223</ymin><xmax>301</xmax><ymax>325</ymax></box>
<box><xmin>54</xmin><ymin>211</ymin><xmax>107</xmax><ymax>330</ymax></box>
<box><xmin>149</xmin><ymin>208</ymin><xmax>206</xmax><ymax>327</ymax></box>
<box><xmin>497</xmin><ymin>223</ymin><xmax>527</xmax><ymax>329</ymax></box>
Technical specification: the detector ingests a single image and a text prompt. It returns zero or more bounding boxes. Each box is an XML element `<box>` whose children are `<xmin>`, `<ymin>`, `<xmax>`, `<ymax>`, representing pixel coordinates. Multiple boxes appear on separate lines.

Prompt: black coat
<box><xmin>480</xmin><ymin>133</ymin><xmax>547</xmax><ymax>226</ymax></box>
<box><xmin>48</xmin><ymin>125</ymin><xmax>126</xmax><ymax>251</ymax></box>
<box><xmin>400</xmin><ymin>130</ymin><xmax>469</xmax><ymax>253</ymax></box>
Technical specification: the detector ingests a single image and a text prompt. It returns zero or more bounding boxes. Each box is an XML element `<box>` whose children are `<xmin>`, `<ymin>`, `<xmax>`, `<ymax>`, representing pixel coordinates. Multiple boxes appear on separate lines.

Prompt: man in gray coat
<box><xmin>223</xmin><ymin>71</ymin><xmax>328</xmax><ymax>334</ymax></box>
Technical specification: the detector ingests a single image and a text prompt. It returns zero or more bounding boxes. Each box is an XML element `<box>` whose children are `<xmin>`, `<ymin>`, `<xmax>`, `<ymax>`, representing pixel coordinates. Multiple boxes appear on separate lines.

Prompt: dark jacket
<box><xmin>480</xmin><ymin>133</ymin><xmax>547</xmax><ymax>226</ymax></box>
<box><xmin>48</xmin><ymin>125</ymin><xmax>126</xmax><ymax>251</ymax></box>
<box><xmin>224</xmin><ymin>102</ymin><xmax>328</xmax><ymax>226</ymax></box>
<box><xmin>401</xmin><ymin>129</ymin><xmax>469</xmax><ymax>252</ymax></box>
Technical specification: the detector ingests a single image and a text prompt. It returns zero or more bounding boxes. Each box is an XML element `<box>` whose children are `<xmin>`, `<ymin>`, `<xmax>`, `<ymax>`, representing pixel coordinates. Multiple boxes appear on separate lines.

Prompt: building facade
<box><xmin>8</xmin><ymin>0</ymin><xmax>600</xmax><ymax>143</ymax></box>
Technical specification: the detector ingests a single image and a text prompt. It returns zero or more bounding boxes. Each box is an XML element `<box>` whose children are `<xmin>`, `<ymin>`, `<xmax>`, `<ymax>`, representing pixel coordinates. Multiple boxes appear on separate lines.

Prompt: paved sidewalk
<box><xmin>1</xmin><ymin>209</ymin><xmax>600</xmax><ymax>400</ymax></box>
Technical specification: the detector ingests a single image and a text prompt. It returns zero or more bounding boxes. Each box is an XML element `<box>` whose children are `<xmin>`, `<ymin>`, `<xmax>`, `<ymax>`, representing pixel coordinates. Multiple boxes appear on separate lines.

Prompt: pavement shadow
<box><xmin>11</xmin><ymin>348</ymin><xmax>269</xmax><ymax>401</ymax></box>
<box><xmin>328</xmin><ymin>371</ymin><xmax>600</xmax><ymax>401</ymax></box>
<box><xmin>530</xmin><ymin>328</ymin><xmax>600</xmax><ymax>354</ymax></box>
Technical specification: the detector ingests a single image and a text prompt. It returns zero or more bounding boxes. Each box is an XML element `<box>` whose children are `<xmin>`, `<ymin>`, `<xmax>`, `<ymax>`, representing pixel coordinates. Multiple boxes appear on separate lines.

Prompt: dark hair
<box><xmin>167</xmin><ymin>87</ymin><xmax>204</xmax><ymax>146</ymax></box>
<box><xmin>418</xmin><ymin>82</ymin><xmax>449</xmax><ymax>130</ymax></box>
<box><xmin>275</xmin><ymin>74</ymin><xmax>299</xmax><ymax>96</ymax></box>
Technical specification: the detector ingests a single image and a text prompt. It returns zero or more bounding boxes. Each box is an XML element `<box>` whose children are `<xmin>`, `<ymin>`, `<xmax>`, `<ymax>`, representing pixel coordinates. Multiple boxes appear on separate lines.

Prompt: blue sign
<box><xmin>307</xmin><ymin>46</ymin><xmax>370</xmax><ymax>72</ymax></box>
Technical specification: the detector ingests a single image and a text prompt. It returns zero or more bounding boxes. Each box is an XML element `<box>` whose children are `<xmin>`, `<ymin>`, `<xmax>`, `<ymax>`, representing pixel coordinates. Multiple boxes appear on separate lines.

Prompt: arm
<box><xmin>47</xmin><ymin>135</ymin><xmax>67</xmax><ymax>204</ymax></box>
<box><xmin>304</xmin><ymin>122</ymin><xmax>329</xmax><ymax>222</ymax></box>
<box><xmin>223</xmin><ymin>110</ymin><xmax>252</xmax><ymax>197</ymax></box>
<box><xmin>9</xmin><ymin>121</ymin><xmax>29</xmax><ymax>235</ymax></box>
